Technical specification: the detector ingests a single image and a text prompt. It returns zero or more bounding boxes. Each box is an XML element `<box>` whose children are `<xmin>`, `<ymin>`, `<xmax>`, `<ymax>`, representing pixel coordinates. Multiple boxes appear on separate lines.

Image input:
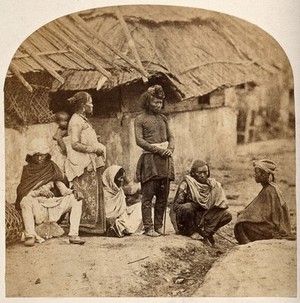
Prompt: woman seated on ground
<box><xmin>103</xmin><ymin>165</ymin><xmax>142</xmax><ymax>237</ymax></box>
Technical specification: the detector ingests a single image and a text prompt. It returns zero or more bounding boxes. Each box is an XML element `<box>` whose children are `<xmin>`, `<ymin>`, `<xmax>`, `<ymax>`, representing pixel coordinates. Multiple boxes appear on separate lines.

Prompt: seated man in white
<box><xmin>15</xmin><ymin>138</ymin><xmax>85</xmax><ymax>246</ymax></box>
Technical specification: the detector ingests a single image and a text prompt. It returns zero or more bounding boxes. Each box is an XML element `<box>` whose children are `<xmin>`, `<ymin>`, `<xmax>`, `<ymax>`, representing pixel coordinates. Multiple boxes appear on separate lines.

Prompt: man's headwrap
<box><xmin>16</xmin><ymin>138</ymin><xmax>63</xmax><ymax>210</ymax></box>
<box><xmin>27</xmin><ymin>138</ymin><xmax>50</xmax><ymax>156</ymax></box>
<box><xmin>190</xmin><ymin>159</ymin><xmax>210</xmax><ymax>178</ymax></box>
<box><xmin>253</xmin><ymin>159</ymin><xmax>277</xmax><ymax>175</ymax></box>
<box><xmin>147</xmin><ymin>85</ymin><xmax>165</xmax><ymax>100</ymax></box>
<box><xmin>140</xmin><ymin>85</ymin><xmax>165</xmax><ymax>110</ymax></box>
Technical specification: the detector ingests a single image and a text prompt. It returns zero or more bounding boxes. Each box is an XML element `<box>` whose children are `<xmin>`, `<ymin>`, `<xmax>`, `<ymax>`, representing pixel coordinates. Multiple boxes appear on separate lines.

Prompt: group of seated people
<box><xmin>15</xmin><ymin>134</ymin><xmax>294</xmax><ymax>247</ymax></box>
<box><xmin>15</xmin><ymin>137</ymin><xmax>143</xmax><ymax>246</ymax></box>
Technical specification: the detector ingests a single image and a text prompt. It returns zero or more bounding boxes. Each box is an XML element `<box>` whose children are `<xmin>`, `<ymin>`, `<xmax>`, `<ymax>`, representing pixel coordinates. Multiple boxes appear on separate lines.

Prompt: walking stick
<box><xmin>214</xmin><ymin>231</ymin><xmax>237</xmax><ymax>245</ymax></box>
<box><xmin>162</xmin><ymin>156</ymin><xmax>170</xmax><ymax>236</ymax></box>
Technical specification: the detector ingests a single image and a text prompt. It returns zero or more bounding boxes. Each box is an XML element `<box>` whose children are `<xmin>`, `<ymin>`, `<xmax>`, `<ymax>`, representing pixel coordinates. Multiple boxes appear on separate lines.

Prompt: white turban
<box><xmin>27</xmin><ymin>138</ymin><xmax>50</xmax><ymax>156</ymax></box>
<box><xmin>253</xmin><ymin>159</ymin><xmax>277</xmax><ymax>175</ymax></box>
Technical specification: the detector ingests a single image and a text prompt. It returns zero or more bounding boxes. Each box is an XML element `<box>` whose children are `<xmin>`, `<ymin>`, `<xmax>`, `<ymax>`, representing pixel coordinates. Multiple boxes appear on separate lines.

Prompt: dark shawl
<box><xmin>235</xmin><ymin>183</ymin><xmax>291</xmax><ymax>237</ymax></box>
<box><xmin>15</xmin><ymin>158</ymin><xmax>64</xmax><ymax>210</ymax></box>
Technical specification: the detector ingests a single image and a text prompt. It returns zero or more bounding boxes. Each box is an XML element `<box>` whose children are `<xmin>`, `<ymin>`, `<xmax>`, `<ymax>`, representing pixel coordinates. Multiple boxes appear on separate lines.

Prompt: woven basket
<box><xmin>5</xmin><ymin>202</ymin><xmax>23</xmax><ymax>245</ymax></box>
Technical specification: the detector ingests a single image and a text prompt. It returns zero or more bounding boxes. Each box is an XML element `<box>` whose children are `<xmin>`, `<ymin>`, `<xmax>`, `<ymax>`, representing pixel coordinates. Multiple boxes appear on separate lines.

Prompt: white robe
<box><xmin>102</xmin><ymin>165</ymin><xmax>142</xmax><ymax>236</ymax></box>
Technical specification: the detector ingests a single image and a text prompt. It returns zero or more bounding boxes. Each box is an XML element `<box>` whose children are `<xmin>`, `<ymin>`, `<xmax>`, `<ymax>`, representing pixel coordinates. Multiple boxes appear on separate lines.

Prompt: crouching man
<box><xmin>15</xmin><ymin>138</ymin><xmax>85</xmax><ymax>247</ymax></box>
<box><xmin>171</xmin><ymin>160</ymin><xmax>232</xmax><ymax>245</ymax></box>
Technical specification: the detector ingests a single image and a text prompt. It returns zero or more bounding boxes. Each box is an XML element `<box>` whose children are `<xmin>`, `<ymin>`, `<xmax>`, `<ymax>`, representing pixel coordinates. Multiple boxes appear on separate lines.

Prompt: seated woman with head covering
<box><xmin>102</xmin><ymin>165</ymin><xmax>142</xmax><ymax>237</ymax></box>
<box><xmin>234</xmin><ymin>159</ymin><xmax>295</xmax><ymax>245</ymax></box>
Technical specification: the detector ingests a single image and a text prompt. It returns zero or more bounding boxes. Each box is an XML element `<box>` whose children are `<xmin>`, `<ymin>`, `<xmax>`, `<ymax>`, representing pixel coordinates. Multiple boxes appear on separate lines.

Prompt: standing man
<box><xmin>134</xmin><ymin>85</ymin><xmax>175</xmax><ymax>237</ymax></box>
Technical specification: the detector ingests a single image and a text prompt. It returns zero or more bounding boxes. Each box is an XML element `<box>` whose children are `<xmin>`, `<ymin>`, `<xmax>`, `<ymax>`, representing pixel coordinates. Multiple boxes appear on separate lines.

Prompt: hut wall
<box><xmin>224</xmin><ymin>87</ymin><xmax>238</xmax><ymax>109</ymax></box>
<box><xmin>169</xmin><ymin>107</ymin><xmax>236</xmax><ymax>179</ymax></box>
<box><xmin>209</xmin><ymin>90</ymin><xmax>225</xmax><ymax>107</ymax></box>
<box><xmin>90</xmin><ymin>114</ymin><xmax>142</xmax><ymax>181</ymax></box>
<box><xmin>91</xmin><ymin>106</ymin><xmax>237</xmax><ymax>181</ymax></box>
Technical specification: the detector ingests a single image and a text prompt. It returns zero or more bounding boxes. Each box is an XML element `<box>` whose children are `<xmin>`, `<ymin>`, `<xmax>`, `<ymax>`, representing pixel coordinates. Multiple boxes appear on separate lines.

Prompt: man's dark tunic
<box><xmin>134</xmin><ymin>111</ymin><xmax>175</xmax><ymax>231</ymax></box>
<box><xmin>135</xmin><ymin>112</ymin><xmax>175</xmax><ymax>183</ymax></box>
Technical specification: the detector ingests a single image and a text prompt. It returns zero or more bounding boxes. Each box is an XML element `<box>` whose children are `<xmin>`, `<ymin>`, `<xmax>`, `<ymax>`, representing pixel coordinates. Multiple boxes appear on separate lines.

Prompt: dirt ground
<box><xmin>5</xmin><ymin>138</ymin><xmax>297</xmax><ymax>298</ymax></box>
<box><xmin>194</xmin><ymin>239</ymin><xmax>297</xmax><ymax>297</ymax></box>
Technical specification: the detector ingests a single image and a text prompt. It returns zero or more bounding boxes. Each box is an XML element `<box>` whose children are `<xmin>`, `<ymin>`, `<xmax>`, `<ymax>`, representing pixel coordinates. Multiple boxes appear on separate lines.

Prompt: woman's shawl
<box><xmin>15</xmin><ymin>160</ymin><xmax>64</xmax><ymax>210</ymax></box>
<box><xmin>184</xmin><ymin>175</ymin><xmax>228</xmax><ymax>210</ymax></box>
<box><xmin>102</xmin><ymin>165</ymin><xmax>126</xmax><ymax>219</ymax></box>
<box><xmin>236</xmin><ymin>183</ymin><xmax>291</xmax><ymax>236</ymax></box>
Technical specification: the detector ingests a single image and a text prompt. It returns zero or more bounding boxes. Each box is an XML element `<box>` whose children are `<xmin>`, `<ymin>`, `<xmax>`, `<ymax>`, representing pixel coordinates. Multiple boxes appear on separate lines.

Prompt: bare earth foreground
<box><xmin>194</xmin><ymin>239</ymin><xmax>297</xmax><ymax>297</ymax></box>
<box><xmin>5</xmin><ymin>138</ymin><xmax>297</xmax><ymax>297</ymax></box>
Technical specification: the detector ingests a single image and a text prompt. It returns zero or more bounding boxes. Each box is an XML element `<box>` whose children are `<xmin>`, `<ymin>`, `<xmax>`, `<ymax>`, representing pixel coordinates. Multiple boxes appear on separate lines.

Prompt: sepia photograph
<box><xmin>1</xmin><ymin>0</ymin><xmax>299</xmax><ymax>301</ymax></box>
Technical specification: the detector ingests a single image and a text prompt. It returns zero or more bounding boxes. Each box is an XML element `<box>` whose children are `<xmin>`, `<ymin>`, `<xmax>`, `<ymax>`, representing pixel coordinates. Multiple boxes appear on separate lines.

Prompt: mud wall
<box><xmin>90</xmin><ymin>106</ymin><xmax>237</xmax><ymax>180</ymax></box>
<box><xmin>169</xmin><ymin>107</ymin><xmax>236</xmax><ymax>178</ymax></box>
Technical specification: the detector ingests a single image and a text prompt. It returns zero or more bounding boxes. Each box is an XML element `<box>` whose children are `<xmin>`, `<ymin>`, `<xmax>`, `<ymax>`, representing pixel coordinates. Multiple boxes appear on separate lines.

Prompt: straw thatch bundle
<box><xmin>5</xmin><ymin>202</ymin><xmax>23</xmax><ymax>245</ymax></box>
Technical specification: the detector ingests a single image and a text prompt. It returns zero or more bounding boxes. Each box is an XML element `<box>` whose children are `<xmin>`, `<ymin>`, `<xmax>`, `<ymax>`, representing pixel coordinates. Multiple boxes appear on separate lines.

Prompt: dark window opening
<box><xmin>92</xmin><ymin>87</ymin><xmax>121</xmax><ymax>117</ymax></box>
<box><xmin>49</xmin><ymin>88</ymin><xmax>122</xmax><ymax>118</ymax></box>
<box><xmin>198</xmin><ymin>94</ymin><xmax>210</xmax><ymax>105</ymax></box>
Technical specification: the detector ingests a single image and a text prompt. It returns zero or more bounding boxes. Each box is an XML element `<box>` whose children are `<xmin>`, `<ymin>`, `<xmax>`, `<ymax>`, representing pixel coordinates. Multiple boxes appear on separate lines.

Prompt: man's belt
<box><xmin>143</xmin><ymin>141</ymin><xmax>169</xmax><ymax>153</ymax></box>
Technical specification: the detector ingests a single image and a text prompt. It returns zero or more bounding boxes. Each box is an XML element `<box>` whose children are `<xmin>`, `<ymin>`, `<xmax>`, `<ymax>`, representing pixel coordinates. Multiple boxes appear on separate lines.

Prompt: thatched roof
<box><xmin>7</xmin><ymin>5</ymin><xmax>289</xmax><ymax>99</ymax></box>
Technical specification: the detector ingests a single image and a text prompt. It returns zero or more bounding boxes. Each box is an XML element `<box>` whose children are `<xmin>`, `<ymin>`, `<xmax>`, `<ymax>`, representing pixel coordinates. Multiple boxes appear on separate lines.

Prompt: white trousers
<box><xmin>20</xmin><ymin>194</ymin><xmax>82</xmax><ymax>238</ymax></box>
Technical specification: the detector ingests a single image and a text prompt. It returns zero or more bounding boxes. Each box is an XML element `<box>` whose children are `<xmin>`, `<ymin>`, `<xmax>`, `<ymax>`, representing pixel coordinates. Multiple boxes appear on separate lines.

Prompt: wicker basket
<box><xmin>5</xmin><ymin>202</ymin><xmax>23</xmax><ymax>245</ymax></box>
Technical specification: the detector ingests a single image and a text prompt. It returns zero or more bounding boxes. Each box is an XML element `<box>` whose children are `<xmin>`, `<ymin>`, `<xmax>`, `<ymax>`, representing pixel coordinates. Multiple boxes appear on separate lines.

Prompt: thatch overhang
<box><xmin>6</xmin><ymin>5</ymin><xmax>289</xmax><ymax>100</ymax></box>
